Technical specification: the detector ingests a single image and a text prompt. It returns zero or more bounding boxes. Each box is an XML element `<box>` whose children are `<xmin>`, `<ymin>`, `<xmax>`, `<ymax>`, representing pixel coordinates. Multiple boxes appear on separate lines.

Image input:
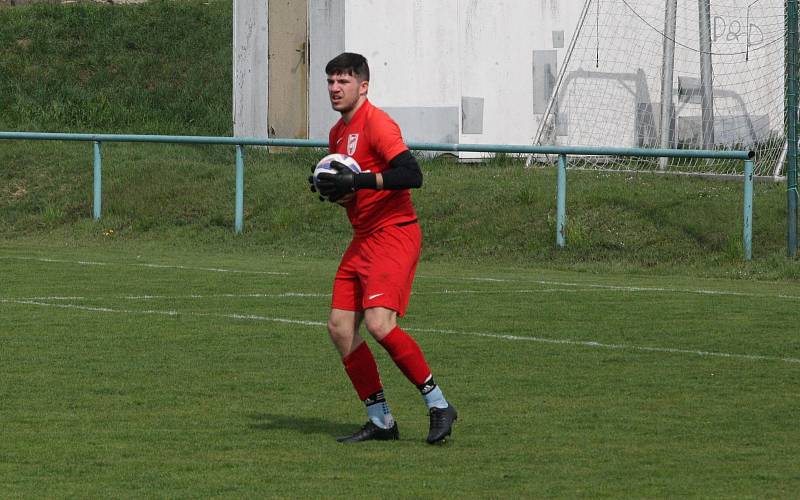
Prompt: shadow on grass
<box><xmin>248</xmin><ymin>413</ymin><xmax>356</xmax><ymax>438</ymax></box>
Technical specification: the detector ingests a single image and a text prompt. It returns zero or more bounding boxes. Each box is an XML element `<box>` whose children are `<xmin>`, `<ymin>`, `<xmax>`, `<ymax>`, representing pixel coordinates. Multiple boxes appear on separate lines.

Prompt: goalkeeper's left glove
<box><xmin>316</xmin><ymin>161</ymin><xmax>376</xmax><ymax>201</ymax></box>
<box><xmin>308</xmin><ymin>165</ymin><xmax>325</xmax><ymax>202</ymax></box>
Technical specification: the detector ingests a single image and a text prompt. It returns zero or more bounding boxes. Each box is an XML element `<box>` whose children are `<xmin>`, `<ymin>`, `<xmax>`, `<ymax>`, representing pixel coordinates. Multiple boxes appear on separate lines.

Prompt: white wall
<box><xmin>236</xmin><ymin>1</ymin><xmax>587</xmax><ymax>146</ymax></box>
<box><xmin>458</xmin><ymin>0</ymin><xmax>585</xmax><ymax>147</ymax></box>
<box><xmin>344</xmin><ymin>0</ymin><xmax>459</xmax><ymax>109</ymax></box>
<box><xmin>308</xmin><ymin>0</ymin><xmax>345</xmax><ymax>139</ymax></box>
<box><xmin>307</xmin><ymin>0</ymin><xmax>586</xmax><ymax>148</ymax></box>
<box><xmin>232</xmin><ymin>0</ymin><xmax>269</xmax><ymax>139</ymax></box>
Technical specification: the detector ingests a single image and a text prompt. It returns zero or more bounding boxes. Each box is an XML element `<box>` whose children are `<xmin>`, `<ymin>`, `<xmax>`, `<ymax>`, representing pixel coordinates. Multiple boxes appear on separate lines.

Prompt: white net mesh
<box><xmin>534</xmin><ymin>0</ymin><xmax>787</xmax><ymax>177</ymax></box>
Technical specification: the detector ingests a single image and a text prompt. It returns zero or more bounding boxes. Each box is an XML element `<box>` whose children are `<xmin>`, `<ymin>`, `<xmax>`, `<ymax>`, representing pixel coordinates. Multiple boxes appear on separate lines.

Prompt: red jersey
<box><xmin>328</xmin><ymin>99</ymin><xmax>418</xmax><ymax>237</ymax></box>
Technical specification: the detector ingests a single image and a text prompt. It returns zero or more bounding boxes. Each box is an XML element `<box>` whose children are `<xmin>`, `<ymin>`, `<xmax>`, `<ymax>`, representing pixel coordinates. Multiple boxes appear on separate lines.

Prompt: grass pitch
<box><xmin>2</xmin><ymin>242</ymin><xmax>798</xmax><ymax>498</ymax></box>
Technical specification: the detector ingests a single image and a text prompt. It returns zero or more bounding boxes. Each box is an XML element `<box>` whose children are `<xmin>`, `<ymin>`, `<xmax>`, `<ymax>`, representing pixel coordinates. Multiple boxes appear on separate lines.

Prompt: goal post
<box><xmin>787</xmin><ymin>0</ymin><xmax>798</xmax><ymax>256</ymax></box>
<box><xmin>532</xmin><ymin>0</ymin><xmax>789</xmax><ymax>179</ymax></box>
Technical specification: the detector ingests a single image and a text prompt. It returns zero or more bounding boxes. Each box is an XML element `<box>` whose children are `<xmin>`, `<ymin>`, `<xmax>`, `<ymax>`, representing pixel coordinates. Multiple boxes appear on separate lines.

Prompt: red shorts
<box><xmin>332</xmin><ymin>221</ymin><xmax>421</xmax><ymax>317</ymax></box>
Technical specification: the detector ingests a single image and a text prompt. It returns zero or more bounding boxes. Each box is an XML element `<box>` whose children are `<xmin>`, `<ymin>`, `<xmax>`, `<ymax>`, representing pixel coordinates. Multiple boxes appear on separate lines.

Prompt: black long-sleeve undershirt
<box><xmin>354</xmin><ymin>150</ymin><xmax>423</xmax><ymax>190</ymax></box>
<box><xmin>382</xmin><ymin>150</ymin><xmax>423</xmax><ymax>189</ymax></box>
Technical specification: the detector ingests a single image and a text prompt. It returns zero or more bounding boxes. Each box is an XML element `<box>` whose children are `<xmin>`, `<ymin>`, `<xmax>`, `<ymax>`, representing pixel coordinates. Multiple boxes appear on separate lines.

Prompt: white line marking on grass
<box><xmin>0</xmin><ymin>256</ymin><xmax>289</xmax><ymax>275</ymax></box>
<box><xmin>414</xmin><ymin>288</ymin><xmax>602</xmax><ymax>296</ymax></box>
<box><xmin>6</xmin><ymin>289</ymin><xmax>590</xmax><ymax>302</ymax></box>
<box><xmin>114</xmin><ymin>292</ymin><xmax>330</xmax><ymax>300</ymax></box>
<box><xmin>15</xmin><ymin>296</ymin><xmax>89</xmax><ymax>301</ymax></box>
<box><xmin>133</xmin><ymin>263</ymin><xmax>288</xmax><ymax>275</ymax></box>
<box><xmin>0</xmin><ymin>299</ymin><xmax>325</xmax><ymax>327</ymax></box>
<box><xmin>3</xmin><ymin>298</ymin><xmax>799</xmax><ymax>365</ymax></box>
<box><xmin>6</xmin><ymin>292</ymin><xmax>331</xmax><ymax>301</ymax></box>
<box><xmin>417</xmin><ymin>275</ymin><xmax>800</xmax><ymax>301</ymax></box>
<box><xmin>405</xmin><ymin>327</ymin><xmax>800</xmax><ymax>365</ymax></box>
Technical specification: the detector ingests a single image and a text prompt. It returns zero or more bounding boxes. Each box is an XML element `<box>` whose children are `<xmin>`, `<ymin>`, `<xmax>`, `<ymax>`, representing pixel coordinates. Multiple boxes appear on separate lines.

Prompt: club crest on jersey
<box><xmin>347</xmin><ymin>134</ymin><xmax>359</xmax><ymax>155</ymax></box>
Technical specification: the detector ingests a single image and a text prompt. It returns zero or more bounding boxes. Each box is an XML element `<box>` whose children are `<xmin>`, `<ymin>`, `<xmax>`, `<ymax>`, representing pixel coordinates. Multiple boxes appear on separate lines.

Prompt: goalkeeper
<box><xmin>309</xmin><ymin>52</ymin><xmax>457</xmax><ymax>444</ymax></box>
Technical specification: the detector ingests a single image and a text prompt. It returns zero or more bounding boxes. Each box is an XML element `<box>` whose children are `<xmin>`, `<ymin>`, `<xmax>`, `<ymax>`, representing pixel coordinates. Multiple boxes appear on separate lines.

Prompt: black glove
<box><xmin>315</xmin><ymin>161</ymin><xmax>357</xmax><ymax>201</ymax></box>
<box><xmin>308</xmin><ymin>166</ymin><xmax>325</xmax><ymax>202</ymax></box>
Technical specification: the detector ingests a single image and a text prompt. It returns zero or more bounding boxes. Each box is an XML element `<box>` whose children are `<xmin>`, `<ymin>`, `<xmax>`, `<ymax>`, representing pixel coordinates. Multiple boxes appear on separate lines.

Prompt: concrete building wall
<box><xmin>306</xmin><ymin>0</ymin><xmax>586</xmax><ymax>147</ymax></box>
<box><xmin>233</xmin><ymin>0</ymin><xmax>269</xmax><ymax>138</ymax></box>
<box><xmin>458</xmin><ymin>1</ymin><xmax>585</xmax><ymax>148</ymax></box>
<box><xmin>308</xmin><ymin>0</ymin><xmax>345</xmax><ymax>140</ymax></box>
<box><xmin>342</xmin><ymin>0</ymin><xmax>460</xmax><ymax>144</ymax></box>
<box><xmin>236</xmin><ymin>0</ymin><xmax>587</xmax><ymax>147</ymax></box>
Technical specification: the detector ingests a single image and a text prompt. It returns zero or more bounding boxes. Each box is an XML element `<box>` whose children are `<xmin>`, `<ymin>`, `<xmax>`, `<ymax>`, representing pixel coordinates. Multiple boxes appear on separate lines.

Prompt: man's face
<box><xmin>327</xmin><ymin>71</ymin><xmax>368</xmax><ymax>115</ymax></box>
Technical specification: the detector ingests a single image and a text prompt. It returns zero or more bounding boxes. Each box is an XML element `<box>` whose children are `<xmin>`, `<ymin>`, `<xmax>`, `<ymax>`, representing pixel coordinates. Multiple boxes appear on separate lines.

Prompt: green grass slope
<box><xmin>0</xmin><ymin>0</ymin><xmax>231</xmax><ymax>135</ymax></box>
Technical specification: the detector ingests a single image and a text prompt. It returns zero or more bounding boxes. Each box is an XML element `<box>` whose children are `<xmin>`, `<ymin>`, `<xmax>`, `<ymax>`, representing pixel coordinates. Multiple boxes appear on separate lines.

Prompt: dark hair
<box><xmin>325</xmin><ymin>52</ymin><xmax>370</xmax><ymax>81</ymax></box>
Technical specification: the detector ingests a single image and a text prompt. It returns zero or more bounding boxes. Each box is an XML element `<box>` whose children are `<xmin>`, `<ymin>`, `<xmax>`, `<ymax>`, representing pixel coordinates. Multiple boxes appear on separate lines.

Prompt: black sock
<box><xmin>363</xmin><ymin>390</ymin><xmax>386</xmax><ymax>406</ymax></box>
<box><xmin>416</xmin><ymin>377</ymin><xmax>437</xmax><ymax>395</ymax></box>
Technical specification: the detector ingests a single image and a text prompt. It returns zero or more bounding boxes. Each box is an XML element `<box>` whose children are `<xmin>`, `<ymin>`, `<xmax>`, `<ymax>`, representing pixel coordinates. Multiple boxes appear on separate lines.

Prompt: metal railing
<box><xmin>0</xmin><ymin>131</ymin><xmax>756</xmax><ymax>259</ymax></box>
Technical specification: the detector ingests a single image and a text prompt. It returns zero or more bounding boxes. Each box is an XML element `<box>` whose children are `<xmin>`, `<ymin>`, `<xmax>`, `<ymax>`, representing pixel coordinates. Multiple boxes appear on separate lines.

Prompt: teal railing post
<box><xmin>235</xmin><ymin>144</ymin><xmax>244</xmax><ymax>234</ymax></box>
<box><xmin>93</xmin><ymin>141</ymin><xmax>102</xmax><ymax>221</ymax></box>
<box><xmin>743</xmin><ymin>159</ymin><xmax>754</xmax><ymax>260</ymax></box>
<box><xmin>556</xmin><ymin>154</ymin><xmax>567</xmax><ymax>247</ymax></box>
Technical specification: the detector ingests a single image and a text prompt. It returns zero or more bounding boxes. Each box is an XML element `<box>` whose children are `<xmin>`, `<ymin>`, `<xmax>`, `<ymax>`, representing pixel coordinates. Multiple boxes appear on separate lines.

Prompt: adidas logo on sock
<box><xmin>364</xmin><ymin>390</ymin><xmax>386</xmax><ymax>406</ymax></box>
<box><xmin>417</xmin><ymin>379</ymin><xmax>437</xmax><ymax>395</ymax></box>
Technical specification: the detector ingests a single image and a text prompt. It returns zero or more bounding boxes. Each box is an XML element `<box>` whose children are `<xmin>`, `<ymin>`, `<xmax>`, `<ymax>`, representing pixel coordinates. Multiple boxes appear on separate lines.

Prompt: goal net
<box><xmin>533</xmin><ymin>0</ymin><xmax>788</xmax><ymax>177</ymax></box>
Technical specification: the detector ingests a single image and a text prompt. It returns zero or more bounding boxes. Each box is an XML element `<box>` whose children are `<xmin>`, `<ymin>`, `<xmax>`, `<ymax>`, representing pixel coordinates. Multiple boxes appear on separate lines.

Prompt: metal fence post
<box><xmin>93</xmin><ymin>141</ymin><xmax>102</xmax><ymax>221</ymax></box>
<box><xmin>787</xmin><ymin>0</ymin><xmax>799</xmax><ymax>256</ymax></box>
<box><xmin>235</xmin><ymin>144</ymin><xmax>244</xmax><ymax>234</ymax></box>
<box><xmin>743</xmin><ymin>159</ymin><xmax>754</xmax><ymax>260</ymax></box>
<box><xmin>556</xmin><ymin>154</ymin><xmax>567</xmax><ymax>247</ymax></box>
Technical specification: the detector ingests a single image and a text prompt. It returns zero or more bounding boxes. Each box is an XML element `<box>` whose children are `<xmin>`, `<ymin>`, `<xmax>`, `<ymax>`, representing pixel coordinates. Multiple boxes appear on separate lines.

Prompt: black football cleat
<box><xmin>336</xmin><ymin>421</ymin><xmax>399</xmax><ymax>443</ymax></box>
<box><xmin>426</xmin><ymin>404</ymin><xmax>457</xmax><ymax>444</ymax></box>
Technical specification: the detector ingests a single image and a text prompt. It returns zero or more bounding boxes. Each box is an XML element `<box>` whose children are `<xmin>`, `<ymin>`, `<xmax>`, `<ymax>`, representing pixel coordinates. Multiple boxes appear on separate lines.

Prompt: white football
<box><xmin>313</xmin><ymin>153</ymin><xmax>361</xmax><ymax>191</ymax></box>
